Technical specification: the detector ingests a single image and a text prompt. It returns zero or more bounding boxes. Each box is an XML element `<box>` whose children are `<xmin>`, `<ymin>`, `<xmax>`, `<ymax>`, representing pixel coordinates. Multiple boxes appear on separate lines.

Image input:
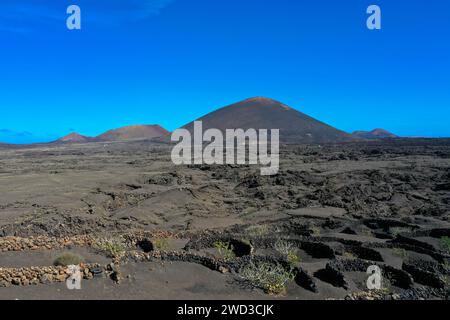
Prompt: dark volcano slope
<box><xmin>181</xmin><ymin>97</ymin><xmax>356</xmax><ymax>144</ymax></box>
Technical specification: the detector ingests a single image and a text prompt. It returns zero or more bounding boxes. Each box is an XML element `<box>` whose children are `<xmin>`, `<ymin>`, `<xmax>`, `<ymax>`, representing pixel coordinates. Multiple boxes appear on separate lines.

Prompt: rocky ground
<box><xmin>0</xmin><ymin>139</ymin><xmax>449</xmax><ymax>300</ymax></box>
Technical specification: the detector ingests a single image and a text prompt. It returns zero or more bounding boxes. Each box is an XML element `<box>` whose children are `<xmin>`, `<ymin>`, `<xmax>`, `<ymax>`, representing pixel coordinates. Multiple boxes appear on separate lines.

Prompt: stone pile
<box><xmin>0</xmin><ymin>263</ymin><xmax>102</xmax><ymax>287</ymax></box>
<box><xmin>0</xmin><ymin>235</ymin><xmax>93</xmax><ymax>252</ymax></box>
<box><xmin>123</xmin><ymin>230</ymin><xmax>181</xmax><ymax>246</ymax></box>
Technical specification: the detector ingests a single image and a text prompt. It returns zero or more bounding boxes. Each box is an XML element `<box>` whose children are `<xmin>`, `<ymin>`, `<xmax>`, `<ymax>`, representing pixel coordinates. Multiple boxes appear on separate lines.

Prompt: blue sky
<box><xmin>0</xmin><ymin>0</ymin><xmax>449</xmax><ymax>143</ymax></box>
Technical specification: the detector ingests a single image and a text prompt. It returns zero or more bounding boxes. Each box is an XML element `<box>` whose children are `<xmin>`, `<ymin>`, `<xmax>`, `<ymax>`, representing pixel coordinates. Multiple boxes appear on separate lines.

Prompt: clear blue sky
<box><xmin>1</xmin><ymin>0</ymin><xmax>449</xmax><ymax>143</ymax></box>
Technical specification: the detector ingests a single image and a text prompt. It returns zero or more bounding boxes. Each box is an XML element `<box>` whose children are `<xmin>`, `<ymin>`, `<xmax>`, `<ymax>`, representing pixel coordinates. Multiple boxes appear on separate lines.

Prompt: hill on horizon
<box><xmin>180</xmin><ymin>97</ymin><xmax>357</xmax><ymax>144</ymax></box>
<box><xmin>353</xmin><ymin>128</ymin><xmax>399</xmax><ymax>140</ymax></box>
<box><xmin>55</xmin><ymin>125</ymin><xmax>169</xmax><ymax>144</ymax></box>
<box><xmin>1</xmin><ymin>99</ymin><xmax>409</xmax><ymax>146</ymax></box>
<box><xmin>57</xmin><ymin>132</ymin><xmax>93</xmax><ymax>143</ymax></box>
<box><xmin>96</xmin><ymin>125</ymin><xmax>169</xmax><ymax>142</ymax></box>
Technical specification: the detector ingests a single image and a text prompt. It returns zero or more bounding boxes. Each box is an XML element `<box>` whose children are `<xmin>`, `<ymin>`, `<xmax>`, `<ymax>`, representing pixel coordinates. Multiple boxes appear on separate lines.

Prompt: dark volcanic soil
<box><xmin>0</xmin><ymin>139</ymin><xmax>449</xmax><ymax>300</ymax></box>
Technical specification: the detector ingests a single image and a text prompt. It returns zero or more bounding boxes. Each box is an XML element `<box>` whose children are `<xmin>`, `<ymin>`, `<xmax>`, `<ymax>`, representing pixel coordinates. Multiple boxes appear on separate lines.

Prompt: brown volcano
<box><xmin>180</xmin><ymin>97</ymin><xmax>356</xmax><ymax>143</ymax></box>
<box><xmin>96</xmin><ymin>125</ymin><xmax>169</xmax><ymax>142</ymax></box>
<box><xmin>57</xmin><ymin>132</ymin><xmax>92</xmax><ymax>143</ymax></box>
<box><xmin>353</xmin><ymin>128</ymin><xmax>398</xmax><ymax>140</ymax></box>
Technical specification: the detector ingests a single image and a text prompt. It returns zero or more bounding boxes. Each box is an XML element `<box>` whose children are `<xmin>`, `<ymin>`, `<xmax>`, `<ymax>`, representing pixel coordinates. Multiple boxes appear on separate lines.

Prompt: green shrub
<box><xmin>214</xmin><ymin>241</ymin><xmax>235</xmax><ymax>261</ymax></box>
<box><xmin>440</xmin><ymin>237</ymin><xmax>450</xmax><ymax>253</ymax></box>
<box><xmin>53</xmin><ymin>252</ymin><xmax>84</xmax><ymax>266</ymax></box>
<box><xmin>390</xmin><ymin>227</ymin><xmax>410</xmax><ymax>236</ymax></box>
<box><xmin>343</xmin><ymin>251</ymin><xmax>356</xmax><ymax>259</ymax></box>
<box><xmin>94</xmin><ymin>237</ymin><xmax>126</xmax><ymax>259</ymax></box>
<box><xmin>273</xmin><ymin>240</ymin><xmax>293</xmax><ymax>255</ymax></box>
<box><xmin>392</xmin><ymin>248</ymin><xmax>408</xmax><ymax>259</ymax></box>
<box><xmin>360</xmin><ymin>227</ymin><xmax>373</xmax><ymax>237</ymax></box>
<box><xmin>287</xmin><ymin>251</ymin><xmax>300</xmax><ymax>265</ymax></box>
<box><xmin>310</xmin><ymin>226</ymin><xmax>321</xmax><ymax>236</ymax></box>
<box><xmin>246</xmin><ymin>224</ymin><xmax>270</xmax><ymax>237</ymax></box>
<box><xmin>153</xmin><ymin>238</ymin><xmax>170</xmax><ymax>251</ymax></box>
<box><xmin>442</xmin><ymin>275</ymin><xmax>449</xmax><ymax>286</ymax></box>
<box><xmin>239</xmin><ymin>261</ymin><xmax>295</xmax><ymax>295</ymax></box>
<box><xmin>274</xmin><ymin>240</ymin><xmax>300</xmax><ymax>265</ymax></box>
<box><xmin>443</xmin><ymin>261</ymin><xmax>450</xmax><ymax>270</ymax></box>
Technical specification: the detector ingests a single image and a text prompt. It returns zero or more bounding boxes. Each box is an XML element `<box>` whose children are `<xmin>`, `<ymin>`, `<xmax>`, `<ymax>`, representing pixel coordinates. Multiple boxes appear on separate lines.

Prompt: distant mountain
<box><xmin>180</xmin><ymin>97</ymin><xmax>357</xmax><ymax>143</ymax></box>
<box><xmin>54</xmin><ymin>125</ymin><xmax>169</xmax><ymax>144</ymax></box>
<box><xmin>57</xmin><ymin>132</ymin><xmax>92</xmax><ymax>143</ymax></box>
<box><xmin>353</xmin><ymin>128</ymin><xmax>398</xmax><ymax>140</ymax></box>
<box><xmin>96</xmin><ymin>125</ymin><xmax>169</xmax><ymax>142</ymax></box>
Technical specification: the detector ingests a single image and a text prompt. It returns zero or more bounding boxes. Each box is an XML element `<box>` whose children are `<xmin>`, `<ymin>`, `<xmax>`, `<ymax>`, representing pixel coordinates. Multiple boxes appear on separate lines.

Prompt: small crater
<box><xmin>229</xmin><ymin>239</ymin><xmax>253</xmax><ymax>257</ymax></box>
<box><xmin>137</xmin><ymin>239</ymin><xmax>154</xmax><ymax>253</ymax></box>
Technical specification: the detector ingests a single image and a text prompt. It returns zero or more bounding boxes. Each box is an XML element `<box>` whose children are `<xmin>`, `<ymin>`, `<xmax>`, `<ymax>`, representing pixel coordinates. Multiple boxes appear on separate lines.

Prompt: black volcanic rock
<box><xmin>180</xmin><ymin>97</ymin><xmax>357</xmax><ymax>144</ymax></box>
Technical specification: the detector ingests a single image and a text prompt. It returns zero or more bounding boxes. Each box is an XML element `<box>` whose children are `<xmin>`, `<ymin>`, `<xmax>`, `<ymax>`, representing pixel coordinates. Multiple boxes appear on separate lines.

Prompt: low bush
<box><xmin>274</xmin><ymin>240</ymin><xmax>300</xmax><ymax>265</ymax></box>
<box><xmin>94</xmin><ymin>237</ymin><xmax>126</xmax><ymax>259</ymax></box>
<box><xmin>239</xmin><ymin>261</ymin><xmax>294</xmax><ymax>295</ymax></box>
<box><xmin>153</xmin><ymin>238</ymin><xmax>170</xmax><ymax>251</ymax></box>
<box><xmin>214</xmin><ymin>241</ymin><xmax>235</xmax><ymax>261</ymax></box>
<box><xmin>53</xmin><ymin>252</ymin><xmax>84</xmax><ymax>266</ymax></box>
<box><xmin>440</xmin><ymin>237</ymin><xmax>450</xmax><ymax>253</ymax></box>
